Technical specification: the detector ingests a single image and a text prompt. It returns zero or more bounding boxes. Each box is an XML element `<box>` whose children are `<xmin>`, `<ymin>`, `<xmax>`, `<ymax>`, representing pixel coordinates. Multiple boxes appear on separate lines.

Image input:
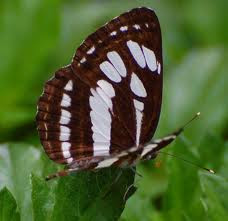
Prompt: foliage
<box><xmin>0</xmin><ymin>144</ymin><xmax>135</xmax><ymax>221</ymax></box>
<box><xmin>0</xmin><ymin>0</ymin><xmax>227</xmax><ymax>220</ymax></box>
<box><xmin>0</xmin><ymin>187</ymin><xmax>20</xmax><ymax>221</ymax></box>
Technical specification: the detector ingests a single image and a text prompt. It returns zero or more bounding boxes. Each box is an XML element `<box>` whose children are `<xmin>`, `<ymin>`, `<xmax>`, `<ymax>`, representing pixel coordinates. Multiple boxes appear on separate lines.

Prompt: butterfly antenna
<box><xmin>172</xmin><ymin>112</ymin><xmax>201</xmax><ymax>137</ymax></box>
<box><xmin>182</xmin><ymin>112</ymin><xmax>201</xmax><ymax>130</ymax></box>
<box><xmin>159</xmin><ymin>151</ymin><xmax>215</xmax><ymax>174</ymax></box>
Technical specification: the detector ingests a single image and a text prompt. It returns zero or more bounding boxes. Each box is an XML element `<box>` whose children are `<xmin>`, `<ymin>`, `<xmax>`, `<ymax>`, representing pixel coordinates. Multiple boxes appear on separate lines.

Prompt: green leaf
<box><xmin>163</xmin><ymin>139</ymin><xmax>201</xmax><ymax>221</ymax></box>
<box><xmin>0</xmin><ymin>144</ymin><xmax>136</xmax><ymax>221</ymax></box>
<box><xmin>31</xmin><ymin>169</ymin><xmax>135</xmax><ymax>221</ymax></box>
<box><xmin>51</xmin><ymin>169</ymin><xmax>135</xmax><ymax>221</ymax></box>
<box><xmin>0</xmin><ymin>144</ymin><xmax>41</xmax><ymax>221</ymax></box>
<box><xmin>162</xmin><ymin>136</ymin><xmax>228</xmax><ymax>221</ymax></box>
<box><xmin>200</xmin><ymin>174</ymin><xmax>228</xmax><ymax>220</ymax></box>
<box><xmin>31</xmin><ymin>174</ymin><xmax>56</xmax><ymax>221</ymax></box>
<box><xmin>0</xmin><ymin>187</ymin><xmax>20</xmax><ymax>221</ymax></box>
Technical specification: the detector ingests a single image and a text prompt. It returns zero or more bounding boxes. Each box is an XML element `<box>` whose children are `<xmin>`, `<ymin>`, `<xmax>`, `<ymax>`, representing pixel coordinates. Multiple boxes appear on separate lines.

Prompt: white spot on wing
<box><xmin>60</xmin><ymin>126</ymin><xmax>70</xmax><ymax>141</ymax></box>
<box><xmin>80</xmin><ymin>57</ymin><xmax>86</xmax><ymax>63</ymax></box>
<box><xmin>97</xmin><ymin>80</ymin><xmax>115</xmax><ymax>98</ymax></box>
<box><xmin>61</xmin><ymin>109</ymin><xmax>71</xmax><ymax>119</ymax></box>
<box><xmin>120</xmin><ymin>26</ymin><xmax>128</xmax><ymax>32</ymax></box>
<box><xmin>89</xmin><ymin>96</ymin><xmax>110</xmax><ymax>122</ymax></box>
<box><xmin>135</xmin><ymin>109</ymin><xmax>143</xmax><ymax>146</ymax></box>
<box><xmin>59</xmin><ymin>115</ymin><xmax>70</xmax><ymax>125</ymax></box>
<box><xmin>107</xmin><ymin>51</ymin><xmax>127</xmax><ymax>77</ymax></box>
<box><xmin>87</xmin><ymin>46</ymin><xmax>95</xmax><ymax>54</ymax></box>
<box><xmin>61</xmin><ymin>142</ymin><xmax>71</xmax><ymax>159</ymax></box>
<box><xmin>59</xmin><ymin>116</ymin><xmax>70</xmax><ymax>124</ymax></box>
<box><xmin>163</xmin><ymin>135</ymin><xmax>176</xmax><ymax>141</ymax></box>
<box><xmin>93</xmin><ymin>143</ymin><xmax>110</xmax><ymax>156</ymax></box>
<box><xmin>61</xmin><ymin>142</ymin><xmax>71</xmax><ymax>151</ymax></box>
<box><xmin>96</xmin><ymin>158</ymin><xmax>118</xmax><ymax>168</ymax></box>
<box><xmin>44</xmin><ymin>123</ymin><xmax>47</xmax><ymax>131</ymax></box>
<box><xmin>67</xmin><ymin>158</ymin><xmax>73</xmax><ymax>164</ymax></box>
<box><xmin>130</xmin><ymin>73</ymin><xmax>147</xmax><ymax>97</ymax></box>
<box><xmin>64</xmin><ymin>80</ymin><xmax>73</xmax><ymax>91</ymax></box>
<box><xmin>61</xmin><ymin>94</ymin><xmax>71</xmax><ymax>107</ymax></box>
<box><xmin>90</xmin><ymin>88</ymin><xmax>112</xmax><ymax>116</ymax></box>
<box><xmin>141</xmin><ymin>144</ymin><xmax>157</xmax><ymax>157</ymax></box>
<box><xmin>133</xmin><ymin>100</ymin><xmax>144</xmax><ymax>146</ymax></box>
<box><xmin>157</xmin><ymin>62</ymin><xmax>161</xmax><ymax>74</ymax></box>
<box><xmin>59</xmin><ymin>109</ymin><xmax>71</xmax><ymax>125</ymax></box>
<box><xmin>60</xmin><ymin>125</ymin><xmax>70</xmax><ymax>133</ymax></box>
<box><xmin>92</xmin><ymin>132</ymin><xmax>109</xmax><ymax>143</ymax></box>
<box><xmin>90</xmin><ymin>111</ymin><xmax>111</xmax><ymax>139</ymax></box>
<box><xmin>110</xmin><ymin>31</ymin><xmax>117</xmax><ymax>36</ymax></box>
<box><xmin>133</xmin><ymin>99</ymin><xmax>144</xmax><ymax>111</ymax></box>
<box><xmin>133</xmin><ymin>24</ymin><xmax>140</xmax><ymax>30</ymax></box>
<box><xmin>116</xmin><ymin>152</ymin><xmax>128</xmax><ymax>157</ymax></box>
<box><xmin>90</xmin><ymin>86</ymin><xmax>115</xmax><ymax>157</ymax></box>
<box><xmin>96</xmin><ymin>87</ymin><xmax>113</xmax><ymax>110</ymax></box>
<box><xmin>153</xmin><ymin>135</ymin><xmax>176</xmax><ymax>144</ymax></box>
<box><xmin>127</xmin><ymin>40</ymin><xmax>146</xmax><ymax>68</ymax></box>
<box><xmin>100</xmin><ymin>61</ymin><xmax>121</xmax><ymax>82</ymax></box>
<box><xmin>129</xmin><ymin>146</ymin><xmax>138</xmax><ymax>152</ymax></box>
<box><xmin>142</xmin><ymin>46</ymin><xmax>157</xmax><ymax>72</ymax></box>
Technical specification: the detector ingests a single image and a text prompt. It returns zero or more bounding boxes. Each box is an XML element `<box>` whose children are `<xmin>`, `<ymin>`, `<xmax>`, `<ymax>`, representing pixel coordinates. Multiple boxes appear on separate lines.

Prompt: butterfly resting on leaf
<box><xmin>36</xmin><ymin>7</ymin><xmax>205</xmax><ymax>181</ymax></box>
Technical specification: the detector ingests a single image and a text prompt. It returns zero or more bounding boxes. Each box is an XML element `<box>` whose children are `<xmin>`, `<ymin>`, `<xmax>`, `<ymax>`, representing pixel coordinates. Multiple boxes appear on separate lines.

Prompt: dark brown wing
<box><xmin>36</xmin><ymin>7</ymin><xmax>162</xmax><ymax>165</ymax></box>
<box><xmin>71</xmin><ymin>7</ymin><xmax>162</xmax><ymax>145</ymax></box>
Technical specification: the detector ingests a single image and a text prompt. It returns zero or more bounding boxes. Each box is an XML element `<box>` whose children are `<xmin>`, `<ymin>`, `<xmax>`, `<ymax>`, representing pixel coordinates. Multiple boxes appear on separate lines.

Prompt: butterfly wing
<box><xmin>36</xmin><ymin>7</ymin><xmax>162</xmax><ymax>165</ymax></box>
<box><xmin>72</xmin><ymin>7</ymin><xmax>162</xmax><ymax>145</ymax></box>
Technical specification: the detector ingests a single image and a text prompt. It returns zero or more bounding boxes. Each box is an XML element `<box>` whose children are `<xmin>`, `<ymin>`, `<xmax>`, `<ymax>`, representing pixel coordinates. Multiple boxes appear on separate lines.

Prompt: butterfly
<box><xmin>36</xmin><ymin>7</ymin><xmax>197</xmax><ymax>180</ymax></box>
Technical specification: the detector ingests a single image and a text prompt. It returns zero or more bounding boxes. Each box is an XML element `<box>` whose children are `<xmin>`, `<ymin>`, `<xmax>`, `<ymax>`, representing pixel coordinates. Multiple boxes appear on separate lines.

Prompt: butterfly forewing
<box><xmin>36</xmin><ymin>7</ymin><xmax>162</xmax><ymax>166</ymax></box>
<box><xmin>72</xmin><ymin>7</ymin><xmax>162</xmax><ymax>145</ymax></box>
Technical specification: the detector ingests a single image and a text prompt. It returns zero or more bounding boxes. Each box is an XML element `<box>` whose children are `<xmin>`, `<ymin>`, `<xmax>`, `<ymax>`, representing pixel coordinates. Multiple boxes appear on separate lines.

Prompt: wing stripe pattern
<box><xmin>60</xmin><ymin>94</ymin><xmax>71</xmax><ymax>107</ymax></box>
<box><xmin>89</xmin><ymin>81</ymin><xmax>116</xmax><ymax>156</ymax></box>
<box><xmin>36</xmin><ymin>7</ymin><xmax>163</xmax><ymax>167</ymax></box>
<box><xmin>59</xmin><ymin>83</ymin><xmax>74</xmax><ymax>163</ymax></box>
<box><xmin>126</xmin><ymin>40</ymin><xmax>146</xmax><ymax>68</ymax></box>
<box><xmin>130</xmin><ymin>73</ymin><xmax>147</xmax><ymax>97</ymax></box>
<box><xmin>129</xmin><ymin>72</ymin><xmax>147</xmax><ymax>146</ymax></box>
<box><xmin>97</xmin><ymin>80</ymin><xmax>115</xmax><ymax>97</ymax></box>
<box><xmin>120</xmin><ymin>26</ymin><xmax>128</xmax><ymax>32</ymax></box>
<box><xmin>59</xmin><ymin>78</ymin><xmax>72</xmax><ymax>165</ymax></box>
<box><xmin>99</xmin><ymin>61</ymin><xmax>121</xmax><ymax>82</ymax></box>
<box><xmin>64</xmin><ymin>80</ymin><xmax>73</xmax><ymax>91</ymax></box>
<box><xmin>134</xmin><ymin>100</ymin><xmax>144</xmax><ymax>146</ymax></box>
<box><xmin>61</xmin><ymin>142</ymin><xmax>72</xmax><ymax>163</ymax></box>
<box><xmin>142</xmin><ymin>46</ymin><xmax>157</xmax><ymax>72</ymax></box>
<box><xmin>60</xmin><ymin>110</ymin><xmax>71</xmax><ymax>124</ymax></box>
<box><xmin>127</xmin><ymin>41</ymin><xmax>161</xmax><ymax>74</ymax></box>
<box><xmin>107</xmin><ymin>51</ymin><xmax>127</xmax><ymax>77</ymax></box>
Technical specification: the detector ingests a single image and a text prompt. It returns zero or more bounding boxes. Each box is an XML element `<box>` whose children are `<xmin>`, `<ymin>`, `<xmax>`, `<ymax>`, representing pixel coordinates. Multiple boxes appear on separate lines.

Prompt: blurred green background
<box><xmin>0</xmin><ymin>0</ymin><xmax>227</xmax><ymax>220</ymax></box>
